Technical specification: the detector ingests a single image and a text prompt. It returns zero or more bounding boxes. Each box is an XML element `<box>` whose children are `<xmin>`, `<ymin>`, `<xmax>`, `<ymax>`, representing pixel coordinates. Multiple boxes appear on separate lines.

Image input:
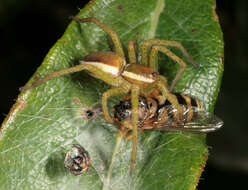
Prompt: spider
<box><xmin>23</xmin><ymin>17</ymin><xmax>197</xmax><ymax>175</ymax></box>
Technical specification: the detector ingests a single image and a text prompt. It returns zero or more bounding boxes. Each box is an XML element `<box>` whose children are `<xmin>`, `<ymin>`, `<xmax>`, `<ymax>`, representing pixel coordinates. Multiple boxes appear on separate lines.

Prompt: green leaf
<box><xmin>0</xmin><ymin>0</ymin><xmax>223</xmax><ymax>189</ymax></box>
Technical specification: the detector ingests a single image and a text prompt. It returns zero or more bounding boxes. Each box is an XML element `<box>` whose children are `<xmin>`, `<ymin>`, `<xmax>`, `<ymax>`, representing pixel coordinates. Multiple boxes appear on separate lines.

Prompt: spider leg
<box><xmin>73</xmin><ymin>17</ymin><xmax>125</xmax><ymax>58</ymax></box>
<box><xmin>140</xmin><ymin>39</ymin><xmax>197</xmax><ymax>91</ymax></box>
<box><xmin>128</xmin><ymin>39</ymin><xmax>138</xmax><ymax>64</ymax></box>
<box><xmin>158</xmin><ymin>75</ymin><xmax>169</xmax><ymax>89</ymax></box>
<box><xmin>102</xmin><ymin>87</ymin><xmax>129</xmax><ymax>123</ymax></box>
<box><xmin>125</xmin><ymin>128</ymin><xmax>144</xmax><ymax>141</ymax></box>
<box><xmin>141</xmin><ymin>39</ymin><xmax>197</xmax><ymax>67</ymax></box>
<box><xmin>149</xmin><ymin>45</ymin><xmax>187</xmax><ymax>91</ymax></box>
<box><xmin>120</xmin><ymin>128</ymin><xmax>129</xmax><ymax>138</ymax></box>
<box><xmin>23</xmin><ymin>63</ymin><xmax>92</xmax><ymax>90</ymax></box>
<box><xmin>129</xmin><ymin>85</ymin><xmax>140</xmax><ymax>175</ymax></box>
<box><xmin>155</xmin><ymin>80</ymin><xmax>183</xmax><ymax>122</ymax></box>
<box><xmin>141</xmin><ymin>75</ymin><xmax>168</xmax><ymax>104</ymax></box>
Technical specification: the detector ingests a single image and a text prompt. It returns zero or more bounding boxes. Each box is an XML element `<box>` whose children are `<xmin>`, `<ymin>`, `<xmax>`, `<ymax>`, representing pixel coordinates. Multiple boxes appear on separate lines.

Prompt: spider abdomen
<box><xmin>82</xmin><ymin>51</ymin><xmax>126</xmax><ymax>77</ymax></box>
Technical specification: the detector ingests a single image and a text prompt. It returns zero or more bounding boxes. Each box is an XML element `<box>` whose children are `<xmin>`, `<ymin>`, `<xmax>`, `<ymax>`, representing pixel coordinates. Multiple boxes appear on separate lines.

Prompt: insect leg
<box><xmin>73</xmin><ymin>17</ymin><xmax>125</xmax><ymax>58</ymax></box>
<box><xmin>102</xmin><ymin>87</ymin><xmax>129</xmax><ymax>123</ymax></box>
<box><xmin>128</xmin><ymin>40</ymin><xmax>138</xmax><ymax>64</ymax></box>
<box><xmin>130</xmin><ymin>85</ymin><xmax>140</xmax><ymax>175</ymax></box>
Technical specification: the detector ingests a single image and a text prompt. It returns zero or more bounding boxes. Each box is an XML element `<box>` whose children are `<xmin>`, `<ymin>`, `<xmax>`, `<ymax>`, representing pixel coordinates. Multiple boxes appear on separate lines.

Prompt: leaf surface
<box><xmin>0</xmin><ymin>0</ymin><xmax>223</xmax><ymax>189</ymax></box>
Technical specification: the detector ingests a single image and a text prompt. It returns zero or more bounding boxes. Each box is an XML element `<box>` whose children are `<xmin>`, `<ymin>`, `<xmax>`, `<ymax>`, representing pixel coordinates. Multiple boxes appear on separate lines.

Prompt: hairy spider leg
<box><xmin>158</xmin><ymin>75</ymin><xmax>169</xmax><ymax>89</ymax></box>
<box><xmin>128</xmin><ymin>39</ymin><xmax>138</xmax><ymax>64</ymax></box>
<box><xmin>102</xmin><ymin>84</ymin><xmax>140</xmax><ymax>175</ymax></box>
<box><xmin>143</xmin><ymin>80</ymin><xmax>183</xmax><ymax>122</ymax></box>
<box><xmin>149</xmin><ymin>45</ymin><xmax>187</xmax><ymax>92</ymax></box>
<box><xmin>23</xmin><ymin>63</ymin><xmax>92</xmax><ymax>90</ymax></box>
<box><xmin>73</xmin><ymin>17</ymin><xmax>125</xmax><ymax>58</ymax></box>
<box><xmin>125</xmin><ymin>128</ymin><xmax>145</xmax><ymax>141</ymax></box>
<box><xmin>141</xmin><ymin>39</ymin><xmax>197</xmax><ymax>67</ymax></box>
<box><xmin>130</xmin><ymin>85</ymin><xmax>140</xmax><ymax>175</ymax></box>
<box><xmin>140</xmin><ymin>39</ymin><xmax>198</xmax><ymax>91</ymax></box>
<box><xmin>102</xmin><ymin>87</ymin><xmax>130</xmax><ymax>123</ymax></box>
<box><xmin>140</xmin><ymin>75</ymin><xmax>169</xmax><ymax>105</ymax></box>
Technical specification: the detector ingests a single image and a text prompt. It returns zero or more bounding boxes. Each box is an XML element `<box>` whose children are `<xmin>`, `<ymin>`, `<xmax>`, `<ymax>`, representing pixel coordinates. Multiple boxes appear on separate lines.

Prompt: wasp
<box><xmin>23</xmin><ymin>17</ymin><xmax>201</xmax><ymax>174</ymax></box>
<box><xmin>64</xmin><ymin>144</ymin><xmax>91</xmax><ymax>175</ymax></box>
<box><xmin>113</xmin><ymin>93</ymin><xmax>223</xmax><ymax>137</ymax></box>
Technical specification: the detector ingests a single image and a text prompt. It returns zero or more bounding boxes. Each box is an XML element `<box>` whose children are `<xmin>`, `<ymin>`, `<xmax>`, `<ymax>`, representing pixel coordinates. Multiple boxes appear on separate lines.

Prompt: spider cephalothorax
<box><xmin>23</xmin><ymin>17</ymin><xmax>198</xmax><ymax>174</ymax></box>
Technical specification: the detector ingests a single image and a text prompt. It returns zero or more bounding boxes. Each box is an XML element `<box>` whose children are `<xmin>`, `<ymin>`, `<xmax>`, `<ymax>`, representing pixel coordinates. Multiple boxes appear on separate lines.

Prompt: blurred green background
<box><xmin>0</xmin><ymin>0</ymin><xmax>247</xmax><ymax>189</ymax></box>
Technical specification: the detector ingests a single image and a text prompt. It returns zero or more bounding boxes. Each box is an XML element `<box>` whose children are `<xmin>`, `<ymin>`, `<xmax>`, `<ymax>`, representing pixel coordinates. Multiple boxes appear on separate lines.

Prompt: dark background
<box><xmin>0</xmin><ymin>0</ymin><xmax>247</xmax><ymax>189</ymax></box>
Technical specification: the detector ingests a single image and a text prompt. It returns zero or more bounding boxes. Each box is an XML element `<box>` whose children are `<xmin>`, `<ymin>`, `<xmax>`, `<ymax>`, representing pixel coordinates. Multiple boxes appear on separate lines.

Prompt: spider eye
<box><xmin>151</xmin><ymin>72</ymin><xmax>158</xmax><ymax>77</ymax></box>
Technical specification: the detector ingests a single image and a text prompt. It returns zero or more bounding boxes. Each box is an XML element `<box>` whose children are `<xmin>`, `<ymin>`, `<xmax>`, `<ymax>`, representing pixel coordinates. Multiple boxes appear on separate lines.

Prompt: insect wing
<box><xmin>154</xmin><ymin>110</ymin><xmax>224</xmax><ymax>133</ymax></box>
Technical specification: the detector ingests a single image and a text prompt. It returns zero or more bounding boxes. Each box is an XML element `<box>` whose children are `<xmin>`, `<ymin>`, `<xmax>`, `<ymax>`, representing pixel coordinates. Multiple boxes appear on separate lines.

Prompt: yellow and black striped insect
<box><xmin>113</xmin><ymin>93</ymin><xmax>223</xmax><ymax>137</ymax></box>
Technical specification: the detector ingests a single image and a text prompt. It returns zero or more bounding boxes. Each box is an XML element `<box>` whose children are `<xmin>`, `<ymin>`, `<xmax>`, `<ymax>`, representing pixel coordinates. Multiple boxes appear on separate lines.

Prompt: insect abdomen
<box><xmin>113</xmin><ymin>93</ymin><xmax>202</xmax><ymax>129</ymax></box>
<box><xmin>158</xmin><ymin>93</ymin><xmax>202</xmax><ymax>124</ymax></box>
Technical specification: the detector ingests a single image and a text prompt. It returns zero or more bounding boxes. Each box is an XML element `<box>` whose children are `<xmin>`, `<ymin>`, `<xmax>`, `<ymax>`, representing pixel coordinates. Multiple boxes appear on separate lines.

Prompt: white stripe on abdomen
<box><xmin>122</xmin><ymin>71</ymin><xmax>154</xmax><ymax>83</ymax></box>
<box><xmin>82</xmin><ymin>61</ymin><xmax>119</xmax><ymax>76</ymax></box>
